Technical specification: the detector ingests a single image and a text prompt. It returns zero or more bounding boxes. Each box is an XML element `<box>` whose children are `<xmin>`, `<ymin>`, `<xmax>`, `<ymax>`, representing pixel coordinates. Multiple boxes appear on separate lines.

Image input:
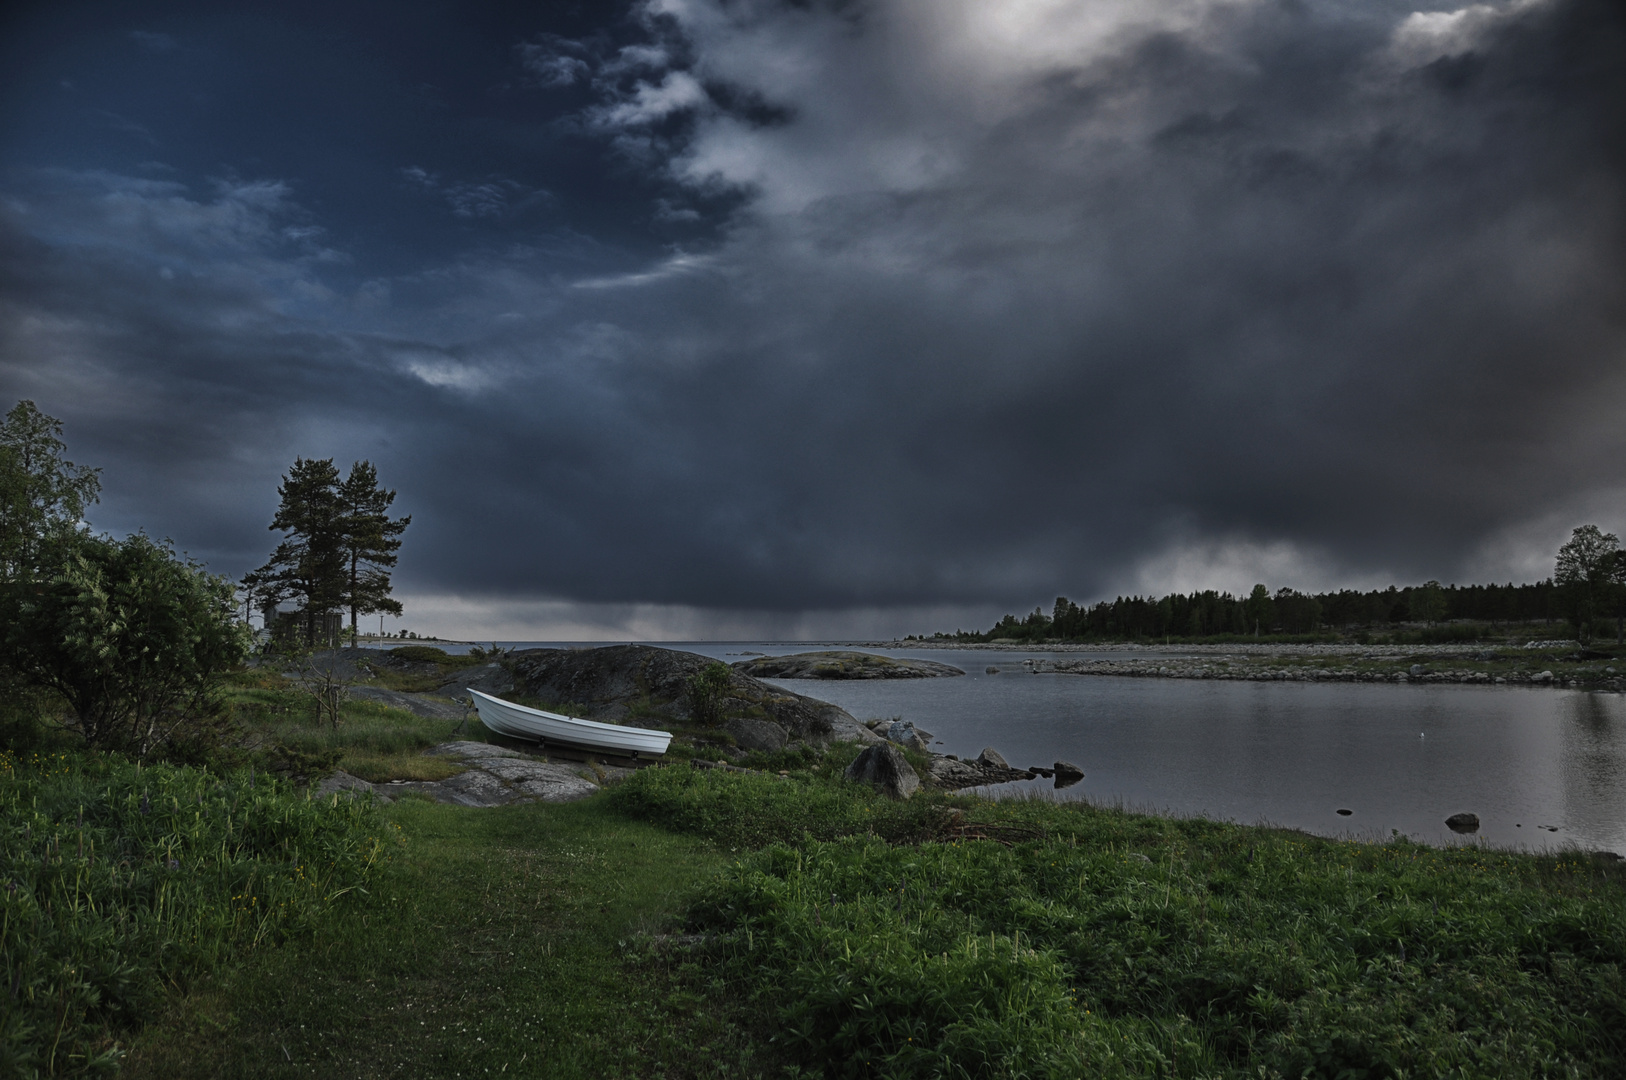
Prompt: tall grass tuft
<box><xmin>0</xmin><ymin>749</ymin><xmax>392</xmax><ymax>1077</ymax></box>
<box><xmin>606</xmin><ymin>762</ymin><xmax>950</xmax><ymax>849</ymax></box>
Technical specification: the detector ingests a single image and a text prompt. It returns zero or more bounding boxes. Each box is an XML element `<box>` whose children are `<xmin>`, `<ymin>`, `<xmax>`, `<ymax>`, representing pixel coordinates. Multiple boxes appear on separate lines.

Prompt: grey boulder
<box><xmin>885</xmin><ymin>720</ymin><xmax>931</xmax><ymax>752</ymax></box>
<box><xmin>843</xmin><ymin>744</ymin><xmax>921</xmax><ymax>800</ymax></box>
<box><xmin>724</xmin><ymin>716</ymin><xmax>790</xmax><ymax>753</ymax></box>
<box><xmin>313</xmin><ymin>770</ymin><xmax>391</xmax><ymax>803</ymax></box>
<box><xmin>926</xmin><ymin>757</ymin><xmax>985</xmax><ymax>787</ymax></box>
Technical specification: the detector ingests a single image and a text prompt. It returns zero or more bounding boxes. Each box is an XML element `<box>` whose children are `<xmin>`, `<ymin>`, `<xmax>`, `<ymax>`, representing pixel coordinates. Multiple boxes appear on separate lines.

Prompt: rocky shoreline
<box><xmin>733</xmin><ymin>650</ymin><xmax>964</xmax><ymax>679</ymax></box>
<box><xmin>849</xmin><ymin>639</ymin><xmax>1626</xmax><ymax>691</ymax></box>
<box><xmin>1022</xmin><ymin>655</ymin><xmax>1623</xmax><ymax>689</ymax></box>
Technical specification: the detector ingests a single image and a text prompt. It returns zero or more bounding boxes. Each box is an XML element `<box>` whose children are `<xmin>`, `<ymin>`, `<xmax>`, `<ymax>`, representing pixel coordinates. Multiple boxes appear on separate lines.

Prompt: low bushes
<box><xmin>0</xmin><ymin>750</ymin><xmax>391</xmax><ymax>1077</ymax></box>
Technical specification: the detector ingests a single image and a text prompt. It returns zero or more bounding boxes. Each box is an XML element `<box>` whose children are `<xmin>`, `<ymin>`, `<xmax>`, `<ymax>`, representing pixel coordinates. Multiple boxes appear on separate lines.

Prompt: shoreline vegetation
<box><xmin>9</xmin><ymin>642</ymin><xmax>1626</xmax><ymax>1077</ymax></box>
<box><xmin>871</xmin><ymin>639</ymin><xmax>1626</xmax><ymax>691</ymax></box>
<box><xmin>16</xmin><ymin>743</ymin><xmax>1626</xmax><ymax>1078</ymax></box>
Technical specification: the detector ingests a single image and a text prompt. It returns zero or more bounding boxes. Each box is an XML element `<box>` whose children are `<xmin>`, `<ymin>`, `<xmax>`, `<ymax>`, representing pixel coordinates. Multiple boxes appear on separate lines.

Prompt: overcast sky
<box><xmin>2</xmin><ymin>0</ymin><xmax>1623</xmax><ymax>639</ymax></box>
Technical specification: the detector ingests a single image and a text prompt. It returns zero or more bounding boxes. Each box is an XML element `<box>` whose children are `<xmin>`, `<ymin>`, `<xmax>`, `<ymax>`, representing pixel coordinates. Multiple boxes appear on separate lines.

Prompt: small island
<box><xmin>732</xmin><ymin>649</ymin><xmax>964</xmax><ymax>679</ymax></box>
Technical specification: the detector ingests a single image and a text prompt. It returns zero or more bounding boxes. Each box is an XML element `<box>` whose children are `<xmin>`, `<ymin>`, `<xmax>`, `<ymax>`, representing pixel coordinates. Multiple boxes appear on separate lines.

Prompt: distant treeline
<box><xmin>932</xmin><ymin>580</ymin><xmax>1565</xmax><ymax>642</ymax></box>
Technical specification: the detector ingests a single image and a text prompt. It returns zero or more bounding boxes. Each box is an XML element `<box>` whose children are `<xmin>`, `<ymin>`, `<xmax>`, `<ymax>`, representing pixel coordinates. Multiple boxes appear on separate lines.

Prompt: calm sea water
<box><xmin>389</xmin><ymin>640</ymin><xmax>1626</xmax><ymax>854</ymax></box>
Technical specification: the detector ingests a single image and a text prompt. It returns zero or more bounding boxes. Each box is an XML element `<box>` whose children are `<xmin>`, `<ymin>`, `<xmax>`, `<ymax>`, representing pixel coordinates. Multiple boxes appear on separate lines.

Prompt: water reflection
<box><xmin>1557</xmin><ymin>693</ymin><xmax>1626</xmax><ymax>846</ymax></box>
<box><xmin>468</xmin><ymin>642</ymin><xmax>1626</xmax><ymax>854</ymax></box>
<box><xmin>745</xmin><ymin>653</ymin><xmax>1626</xmax><ymax>854</ymax></box>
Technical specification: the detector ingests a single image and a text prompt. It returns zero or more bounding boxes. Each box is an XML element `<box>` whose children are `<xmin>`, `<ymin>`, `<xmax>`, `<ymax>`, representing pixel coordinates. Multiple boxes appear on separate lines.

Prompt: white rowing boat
<box><xmin>467</xmin><ymin>689</ymin><xmax>673</xmax><ymax>757</ymax></box>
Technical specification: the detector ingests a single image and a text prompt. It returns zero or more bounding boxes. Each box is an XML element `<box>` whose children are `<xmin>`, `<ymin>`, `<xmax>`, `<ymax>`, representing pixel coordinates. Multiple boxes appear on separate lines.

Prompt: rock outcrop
<box><xmin>733</xmin><ymin>650</ymin><xmax>964</xmax><ymax>680</ymax></box>
<box><xmin>724</xmin><ymin>716</ymin><xmax>790</xmax><ymax>753</ymax></box>
<box><xmin>508</xmin><ymin>645</ymin><xmax>876</xmax><ymax>744</ymax></box>
<box><xmin>923</xmin><ymin>749</ymin><xmax>1037</xmax><ymax>789</ymax></box>
<box><xmin>435</xmin><ymin>662</ymin><xmax>517</xmax><ymax>698</ymax></box>
<box><xmin>312</xmin><ymin>742</ymin><xmax>603</xmax><ymax>807</ymax></box>
<box><xmin>349</xmin><ymin>685</ymin><xmax>465</xmax><ymax>720</ymax></box>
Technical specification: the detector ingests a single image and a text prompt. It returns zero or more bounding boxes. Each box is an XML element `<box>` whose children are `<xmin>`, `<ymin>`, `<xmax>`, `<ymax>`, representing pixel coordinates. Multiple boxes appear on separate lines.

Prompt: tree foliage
<box><xmin>1554</xmin><ymin>524</ymin><xmax>1620</xmax><ymax>643</ymax></box>
<box><xmin>956</xmin><ymin>577</ymin><xmax>1570</xmax><ymax>642</ymax></box>
<box><xmin>4</xmin><ymin>532</ymin><xmax>250</xmax><ymax>757</ymax></box>
<box><xmin>245</xmin><ymin>458</ymin><xmax>409</xmax><ymax>646</ymax></box>
<box><xmin>338</xmin><ymin>460</ymin><xmax>409</xmax><ymax>643</ymax></box>
<box><xmin>0</xmin><ymin>400</ymin><xmax>100</xmax><ymax>584</ymax></box>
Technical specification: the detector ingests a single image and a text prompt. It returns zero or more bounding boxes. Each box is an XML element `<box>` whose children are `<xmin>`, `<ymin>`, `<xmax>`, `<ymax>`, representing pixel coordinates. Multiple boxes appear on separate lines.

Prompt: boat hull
<box><xmin>467</xmin><ymin>689</ymin><xmax>672</xmax><ymax>756</ymax></box>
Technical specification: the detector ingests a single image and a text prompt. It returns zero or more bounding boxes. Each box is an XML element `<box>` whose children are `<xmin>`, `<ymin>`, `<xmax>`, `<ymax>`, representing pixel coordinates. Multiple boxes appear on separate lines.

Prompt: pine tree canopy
<box><xmin>245</xmin><ymin>457</ymin><xmax>408</xmax><ymax>645</ymax></box>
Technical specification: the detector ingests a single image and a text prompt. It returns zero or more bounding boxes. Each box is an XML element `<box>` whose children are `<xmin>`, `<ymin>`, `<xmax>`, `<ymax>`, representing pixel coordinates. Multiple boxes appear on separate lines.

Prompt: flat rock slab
<box><xmin>314</xmin><ymin>770</ymin><xmax>393</xmax><ymax>803</ymax></box>
<box><xmin>425</xmin><ymin>740</ymin><xmax>526</xmax><ymax>759</ymax></box>
<box><xmin>330</xmin><ymin>742</ymin><xmax>604</xmax><ymax>807</ymax></box>
<box><xmin>435</xmin><ymin>663</ymin><xmax>517</xmax><ymax>698</ymax></box>
<box><xmin>734</xmin><ymin>651</ymin><xmax>964</xmax><ymax>680</ymax></box>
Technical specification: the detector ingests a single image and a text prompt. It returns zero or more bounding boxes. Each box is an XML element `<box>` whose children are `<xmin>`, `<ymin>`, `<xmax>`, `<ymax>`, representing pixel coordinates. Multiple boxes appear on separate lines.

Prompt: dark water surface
<box><xmin>406</xmin><ymin>640</ymin><xmax>1626</xmax><ymax>853</ymax></box>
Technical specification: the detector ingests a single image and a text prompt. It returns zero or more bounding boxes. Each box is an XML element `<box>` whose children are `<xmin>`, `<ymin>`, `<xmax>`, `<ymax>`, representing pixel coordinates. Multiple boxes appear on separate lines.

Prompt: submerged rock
<box><xmin>844</xmin><ymin>744</ymin><xmax>921</xmax><ymax>799</ymax></box>
<box><xmin>1053</xmin><ymin>761</ymin><xmax>1085</xmax><ymax>789</ymax></box>
<box><xmin>926</xmin><ymin>757</ymin><xmax>986</xmax><ymax>787</ymax></box>
<box><xmin>1445</xmin><ymin>812</ymin><xmax>1481</xmax><ymax>833</ymax></box>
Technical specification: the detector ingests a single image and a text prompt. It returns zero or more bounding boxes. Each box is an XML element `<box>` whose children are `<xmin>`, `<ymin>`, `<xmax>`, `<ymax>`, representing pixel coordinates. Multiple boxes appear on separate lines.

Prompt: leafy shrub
<box><xmin>685</xmin><ymin>661</ymin><xmax>732</xmax><ymax>726</ymax></box>
<box><xmin>2</xmin><ymin>532</ymin><xmax>249</xmax><ymax>758</ymax></box>
<box><xmin>0</xmin><ymin>750</ymin><xmax>391</xmax><ymax>1076</ymax></box>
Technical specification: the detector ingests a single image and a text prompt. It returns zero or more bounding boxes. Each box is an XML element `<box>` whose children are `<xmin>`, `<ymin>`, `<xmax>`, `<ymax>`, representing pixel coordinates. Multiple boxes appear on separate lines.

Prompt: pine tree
<box><xmin>338</xmin><ymin>461</ymin><xmax>409</xmax><ymax>646</ymax></box>
<box><xmin>244</xmin><ymin>458</ymin><xmax>346</xmax><ymax>646</ymax></box>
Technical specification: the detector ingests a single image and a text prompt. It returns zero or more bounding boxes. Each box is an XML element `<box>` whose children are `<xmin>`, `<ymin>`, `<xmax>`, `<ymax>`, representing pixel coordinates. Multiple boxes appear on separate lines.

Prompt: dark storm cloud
<box><xmin>2</xmin><ymin>0</ymin><xmax>1624</xmax><ymax>633</ymax></box>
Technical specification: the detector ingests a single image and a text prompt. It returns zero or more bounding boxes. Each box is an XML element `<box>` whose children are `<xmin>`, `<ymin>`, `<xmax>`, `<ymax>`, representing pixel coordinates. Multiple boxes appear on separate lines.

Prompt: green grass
<box><xmin>16</xmin><ymin>685</ymin><xmax>1626</xmax><ymax>1079</ymax></box>
<box><xmin>0</xmin><ymin>749</ymin><xmax>388</xmax><ymax>1077</ymax></box>
<box><xmin>606</xmin><ymin>755</ymin><xmax>956</xmax><ymax>849</ymax></box>
<box><xmin>22</xmin><ymin>751</ymin><xmax>1626</xmax><ymax>1080</ymax></box>
<box><xmin>118</xmin><ymin>796</ymin><xmax>765</xmax><ymax>1079</ymax></box>
<box><xmin>221</xmin><ymin>670</ymin><xmax>487</xmax><ymax>781</ymax></box>
<box><xmin>621</xmin><ymin>775</ymin><xmax>1626</xmax><ymax>1079</ymax></box>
